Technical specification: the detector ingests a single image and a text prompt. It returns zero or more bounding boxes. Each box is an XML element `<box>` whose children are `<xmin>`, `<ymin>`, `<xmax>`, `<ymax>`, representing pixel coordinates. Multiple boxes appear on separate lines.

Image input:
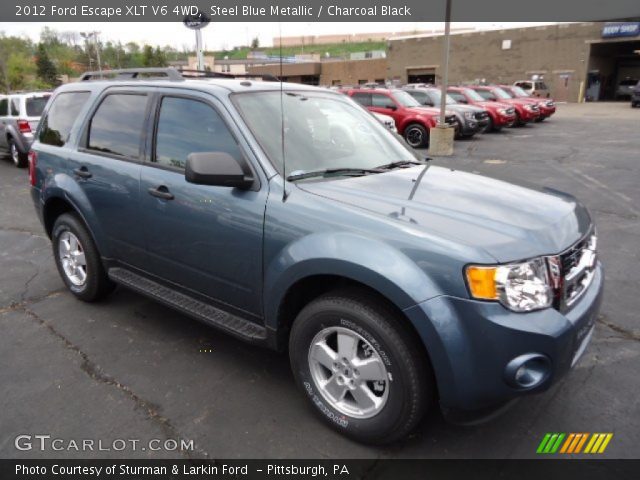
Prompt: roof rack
<box><xmin>177</xmin><ymin>69</ymin><xmax>280</xmax><ymax>82</ymax></box>
<box><xmin>78</xmin><ymin>67</ymin><xmax>279</xmax><ymax>83</ymax></box>
<box><xmin>79</xmin><ymin>68</ymin><xmax>184</xmax><ymax>81</ymax></box>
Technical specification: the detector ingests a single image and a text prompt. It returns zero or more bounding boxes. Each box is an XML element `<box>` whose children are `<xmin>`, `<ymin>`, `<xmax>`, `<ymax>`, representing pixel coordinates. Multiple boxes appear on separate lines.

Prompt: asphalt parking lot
<box><xmin>1</xmin><ymin>102</ymin><xmax>638</xmax><ymax>460</ymax></box>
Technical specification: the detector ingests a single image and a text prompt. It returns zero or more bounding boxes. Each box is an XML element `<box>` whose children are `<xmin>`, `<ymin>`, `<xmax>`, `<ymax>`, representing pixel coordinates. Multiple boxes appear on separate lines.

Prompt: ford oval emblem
<box><xmin>183</xmin><ymin>11</ymin><xmax>210</xmax><ymax>30</ymax></box>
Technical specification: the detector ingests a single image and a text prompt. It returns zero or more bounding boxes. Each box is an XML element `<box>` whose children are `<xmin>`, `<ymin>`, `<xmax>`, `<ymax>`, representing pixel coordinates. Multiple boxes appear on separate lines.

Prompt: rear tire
<box><xmin>52</xmin><ymin>213</ymin><xmax>115</xmax><ymax>302</ymax></box>
<box><xmin>8</xmin><ymin>137</ymin><xmax>27</xmax><ymax>168</ymax></box>
<box><xmin>289</xmin><ymin>289</ymin><xmax>433</xmax><ymax>444</ymax></box>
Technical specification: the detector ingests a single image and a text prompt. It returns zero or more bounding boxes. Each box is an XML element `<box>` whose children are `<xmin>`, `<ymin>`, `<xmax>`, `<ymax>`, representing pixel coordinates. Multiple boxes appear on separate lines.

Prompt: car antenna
<box><xmin>279</xmin><ymin>22</ymin><xmax>289</xmax><ymax>202</ymax></box>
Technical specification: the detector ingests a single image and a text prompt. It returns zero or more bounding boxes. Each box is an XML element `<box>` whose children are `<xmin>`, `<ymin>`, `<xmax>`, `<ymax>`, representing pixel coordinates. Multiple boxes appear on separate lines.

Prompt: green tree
<box><xmin>251</xmin><ymin>37</ymin><xmax>260</xmax><ymax>49</ymax></box>
<box><xmin>142</xmin><ymin>45</ymin><xmax>154</xmax><ymax>66</ymax></box>
<box><xmin>36</xmin><ymin>43</ymin><xmax>59</xmax><ymax>86</ymax></box>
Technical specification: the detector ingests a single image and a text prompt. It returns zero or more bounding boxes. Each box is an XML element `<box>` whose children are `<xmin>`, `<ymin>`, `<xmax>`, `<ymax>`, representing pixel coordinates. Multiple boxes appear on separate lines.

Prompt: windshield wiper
<box><xmin>375</xmin><ymin>159</ymin><xmax>429</xmax><ymax>170</ymax></box>
<box><xmin>286</xmin><ymin>167</ymin><xmax>383</xmax><ymax>182</ymax></box>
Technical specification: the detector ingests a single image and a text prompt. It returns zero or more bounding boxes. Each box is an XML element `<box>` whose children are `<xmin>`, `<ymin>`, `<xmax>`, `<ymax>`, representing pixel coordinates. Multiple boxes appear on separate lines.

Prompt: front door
<box><xmin>140</xmin><ymin>92</ymin><xmax>266</xmax><ymax>317</ymax></box>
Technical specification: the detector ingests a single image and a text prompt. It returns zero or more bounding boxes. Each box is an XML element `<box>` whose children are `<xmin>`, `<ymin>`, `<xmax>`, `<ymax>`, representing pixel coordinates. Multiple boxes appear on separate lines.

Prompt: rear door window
<box><xmin>26</xmin><ymin>96</ymin><xmax>51</xmax><ymax>117</ymax></box>
<box><xmin>0</xmin><ymin>98</ymin><xmax>7</xmax><ymax>116</ymax></box>
<box><xmin>87</xmin><ymin>94</ymin><xmax>148</xmax><ymax>159</ymax></box>
<box><xmin>154</xmin><ymin>96</ymin><xmax>241</xmax><ymax>171</ymax></box>
<box><xmin>39</xmin><ymin>91</ymin><xmax>91</xmax><ymax>147</ymax></box>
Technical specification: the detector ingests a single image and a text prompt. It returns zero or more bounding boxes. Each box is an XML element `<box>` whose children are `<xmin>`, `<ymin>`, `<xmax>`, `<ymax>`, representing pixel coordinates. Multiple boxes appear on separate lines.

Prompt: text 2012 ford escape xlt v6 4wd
<box><xmin>29</xmin><ymin>69</ymin><xmax>603</xmax><ymax>444</ymax></box>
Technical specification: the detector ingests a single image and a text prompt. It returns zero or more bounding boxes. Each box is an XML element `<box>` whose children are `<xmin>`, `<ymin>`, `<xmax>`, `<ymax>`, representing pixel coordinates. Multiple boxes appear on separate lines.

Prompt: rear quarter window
<box><xmin>39</xmin><ymin>91</ymin><xmax>91</xmax><ymax>147</ymax></box>
<box><xmin>0</xmin><ymin>98</ymin><xmax>7</xmax><ymax>116</ymax></box>
<box><xmin>26</xmin><ymin>96</ymin><xmax>51</xmax><ymax>117</ymax></box>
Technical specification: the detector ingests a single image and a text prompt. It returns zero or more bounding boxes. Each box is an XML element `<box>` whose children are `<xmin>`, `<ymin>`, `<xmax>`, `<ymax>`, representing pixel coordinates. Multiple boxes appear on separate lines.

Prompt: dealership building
<box><xmin>248</xmin><ymin>21</ymin><xmax>640</xmax><ymax>102</ymax></box>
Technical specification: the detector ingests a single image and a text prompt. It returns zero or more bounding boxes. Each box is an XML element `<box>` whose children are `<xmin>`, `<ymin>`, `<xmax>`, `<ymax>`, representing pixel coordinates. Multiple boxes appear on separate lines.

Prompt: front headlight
<box><xmin>498</xmin><ymin>108</ymin><xmax>507</xmax><ymax>115</ymax></box>
<box><xmin>466</xmin><ymin>258</ymin><xmax>552</xmax><ymax>312</ymax></box>
<box><xmin>464</xmin><ymin>111</ymin><xmax>475</xmax><ymax>120</ymax></box>
<box><xmin>524</xmin><ymin>104</ymin><xmax>534</xmax><ymax>111</ymax></box>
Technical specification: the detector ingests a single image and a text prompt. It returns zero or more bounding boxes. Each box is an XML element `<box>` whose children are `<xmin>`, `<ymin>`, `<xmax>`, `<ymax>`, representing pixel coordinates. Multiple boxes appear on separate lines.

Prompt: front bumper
<box><xmin>403</xmin><ymin>263</ymin><xmax>604</xmax><ymax>412</ymax></box>
<box><xmin>494</xmin><ymin>112</ymin><xmax>516</xmax><ymax>127</ymax></box>
<box><xmin>457</xmin><ymin>118</ymin><xmax>480</xmax><ymax>137</ymax></box>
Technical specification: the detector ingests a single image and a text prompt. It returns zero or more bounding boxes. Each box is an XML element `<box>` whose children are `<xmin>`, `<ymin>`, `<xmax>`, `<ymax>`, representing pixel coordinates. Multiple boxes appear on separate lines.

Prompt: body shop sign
<box><xmin>602</xmin><ymin>22</ymin><xmax>640</xmax><ymax>38</ymax></box>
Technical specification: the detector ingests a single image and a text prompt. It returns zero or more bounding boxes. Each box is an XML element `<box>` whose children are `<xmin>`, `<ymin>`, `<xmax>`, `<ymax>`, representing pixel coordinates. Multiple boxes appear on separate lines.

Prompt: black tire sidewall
<box><xmin>8</xmin><ymin>138</ymin><xmax>27</xmax><ymax>168</ymax></box>
<box><xmin>404</xmin><ymin>123</ymin><xmax>428</xmax><ymax>148</ymax></box>
<box><xmin>290</xmin><ymin>295</ymin><xmax>426</xmax><ymax>444</ymax></box>
<box><xmin>52</xmin><ymin>214</ymin><xmax>105</xmax><ymax>301</ymax></box>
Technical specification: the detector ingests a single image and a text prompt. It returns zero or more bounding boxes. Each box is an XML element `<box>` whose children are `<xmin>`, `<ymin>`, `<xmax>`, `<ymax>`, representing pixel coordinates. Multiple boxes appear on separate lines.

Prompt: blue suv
<box><xmin>29</xmin><ymin>69</ymin><xmax>604</xmax><ymax>444</ymax></box>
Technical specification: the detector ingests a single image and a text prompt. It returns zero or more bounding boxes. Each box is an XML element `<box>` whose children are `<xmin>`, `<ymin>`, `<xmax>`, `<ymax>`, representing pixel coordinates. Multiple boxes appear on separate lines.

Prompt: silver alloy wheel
<box><xmin>58</xmin><ymin>231</ymin><xmax>88</xmax><ymax>287</ymax></box>
<box><xmin>10</xmin><ymin>142</ymin><xmax>19</xmax><ymax>166</ymax></box>
<box><xmin>405</xmin><ymin>127</ymin><xmax>424</xmax><ymax>147</ymax></box>
<box><xmin>308</xmin><ymin>326</ymin><xmax>389</xmax><ymax>419</ymax></box>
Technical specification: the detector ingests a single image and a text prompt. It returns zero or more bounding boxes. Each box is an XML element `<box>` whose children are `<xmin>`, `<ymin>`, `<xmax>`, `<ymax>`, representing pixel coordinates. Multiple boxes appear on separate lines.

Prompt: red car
<box><xmin>342</xmin><ymin>88</ymin><xmax>458</xmax><ymax>148</ymax></box>
<box><xmin>500</xmin><ymin>85</ymin><xmax>556</xmax><ymax>122</ymax></box>
<box><xmin>447</xmin><ymin>86</ymin><xmax>516</xmax><ymax>132</ymax></box>
<box><xmin>469</xmin><ymin>85</ymin><xmax>540</xmax><ymax>126</ymax></box>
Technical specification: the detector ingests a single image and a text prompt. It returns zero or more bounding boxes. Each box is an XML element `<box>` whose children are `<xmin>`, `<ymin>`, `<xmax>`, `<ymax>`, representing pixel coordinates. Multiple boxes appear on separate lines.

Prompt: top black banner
<box><xmin>3</xmin><ymin>0</ymin><xmax>640</xmax><ymax>22</ymax></box>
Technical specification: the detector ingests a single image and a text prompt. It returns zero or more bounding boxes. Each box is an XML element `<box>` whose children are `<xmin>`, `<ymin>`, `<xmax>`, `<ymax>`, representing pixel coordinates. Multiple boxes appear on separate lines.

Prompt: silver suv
<box><xmin>0</xmin><ymin>91</ymin><xmax>51</xmax><ymax>168</ymax></box>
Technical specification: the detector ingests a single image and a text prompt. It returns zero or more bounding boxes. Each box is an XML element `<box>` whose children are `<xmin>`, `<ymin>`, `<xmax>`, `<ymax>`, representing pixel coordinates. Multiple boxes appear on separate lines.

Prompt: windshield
<box><xmin>511</xmin><ymin>86</ymin><xmax>529</xmax><ymax>97</ymax></box>
<box><xmin>26</xmin><ymin>96</ymin><xmax>50</xmax><ymax>117</ymax></box>
<box><xmin>233</xmin><ymin>91</ymin><xmax>415</xmax><ymax>176</ymax></box>
<box><xmin>493</xmin><ymin>88</ymin><xmax>513</xmax><ymax>100</ymax></box>
<box><xmin>391</xmin><ymin>90</ymin><xmax>421</xmax><ymax>107</ymax></box>
<box><xmin>462</xmin><ymin>89</ymin><xmax>485</xmax><ymax>102</ymax></box>
<box><xmin>426</xmin><ymin>89</ymin><xmax>456</xmax><ymax>105</ymax></box>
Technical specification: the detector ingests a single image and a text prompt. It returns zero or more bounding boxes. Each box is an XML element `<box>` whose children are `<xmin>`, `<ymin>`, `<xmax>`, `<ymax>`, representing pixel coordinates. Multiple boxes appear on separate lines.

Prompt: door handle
<box><xmin>73</xmin><ymin>166</ymin><xmax>92</xmax><ymax>179</ymax></box>
<box><xmin>148</xmin><ymin>185</ymin><xmax>174</xmax><ymax>200</ymax></box>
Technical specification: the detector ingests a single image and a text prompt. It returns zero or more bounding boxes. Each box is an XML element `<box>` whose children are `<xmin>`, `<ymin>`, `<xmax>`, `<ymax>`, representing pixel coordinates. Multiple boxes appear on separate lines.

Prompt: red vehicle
<box><xmin>447</xmin><ymin>86</ymin><xmax>516</xmax><ymax>131</ymax></box>
<box><xmin>500</xmin><ymin>85</ymin><xmax>556</xmax><ymax>122</ymax></box>
<box><xmin>342</xmin><ymin>88</ymin><xmax>458</xmax><ymax>148</ymax></box>
<box><xmin>469</xmin><ymin>85</ymin><xmax>540</xmax><ymax>126</ymax></box>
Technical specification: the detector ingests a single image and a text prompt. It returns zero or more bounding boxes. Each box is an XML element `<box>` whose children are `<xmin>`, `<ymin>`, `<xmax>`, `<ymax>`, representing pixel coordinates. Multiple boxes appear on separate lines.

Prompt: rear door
<box><xmin>370</xmin><ymin>93</ymin><xmax>401</xmax><ymax>123</ymax></box>
<box><xmin>72</xmin><ymin>88</ymin><xmax>149</xmax><ymax>267</ymax></box>
<box><xmin>139</xmin><ymin>90</ymin><xmax>267</xmax><ymax>317</ymax></box>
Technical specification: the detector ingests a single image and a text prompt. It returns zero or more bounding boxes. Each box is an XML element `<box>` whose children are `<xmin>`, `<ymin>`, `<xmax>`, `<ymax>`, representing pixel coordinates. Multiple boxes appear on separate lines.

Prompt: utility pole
<box><xmin>429</xmin><ymin>0</ymin><xmax>455</xmax><ymax>157</ymax></box>
<box><xmin>80</xmin><ymin>31</ymin><xmax>102</xmax><ymax>72</ymax></box>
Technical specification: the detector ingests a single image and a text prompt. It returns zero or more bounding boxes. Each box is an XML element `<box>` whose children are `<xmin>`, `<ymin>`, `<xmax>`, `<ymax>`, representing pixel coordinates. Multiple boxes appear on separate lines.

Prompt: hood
<box><xmin>407</xmin><ymin>106</ymin><xmax>454</xmax><ymax>116</ymax></box>
<box><xmin>446</xmin><ymin>103</ymin><xmax>485</xmax><ymax>114</ymax></box>
<box><xmin>298</xmin><ymin>165</ymin><xmax>591</xmax><ymax>262</ymax></box>
<box><xmin>477</xmin><ymin>100</ymin><xmax>512</xmax><ymax>110</ymax></box>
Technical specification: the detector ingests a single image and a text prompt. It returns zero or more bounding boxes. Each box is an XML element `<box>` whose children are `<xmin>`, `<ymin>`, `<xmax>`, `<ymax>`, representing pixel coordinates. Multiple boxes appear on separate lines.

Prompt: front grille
<box><xmin>475</xmin><ymin>111</ymin><xmax>489</xmax><ymax>120</ymax></box>
<box><xmin>554</xmin><ymin>230</ymin><xmax>597</xmax><ymax>311</ymax></box>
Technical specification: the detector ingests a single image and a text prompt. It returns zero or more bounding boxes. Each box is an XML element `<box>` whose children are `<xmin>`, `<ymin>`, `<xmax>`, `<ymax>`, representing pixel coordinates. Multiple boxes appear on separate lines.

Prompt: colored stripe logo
<box><xmin>537</xmin><ymin>433</ymin><xmax>613</xmax><ymax>454</ymax></box>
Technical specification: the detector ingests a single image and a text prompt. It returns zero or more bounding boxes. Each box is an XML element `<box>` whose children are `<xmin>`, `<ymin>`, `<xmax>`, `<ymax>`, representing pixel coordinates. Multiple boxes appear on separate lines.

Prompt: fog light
<box><xmin>505</xmin><ymin>354</ymin><xmax>551</xmax><ymax>389</ymax></box>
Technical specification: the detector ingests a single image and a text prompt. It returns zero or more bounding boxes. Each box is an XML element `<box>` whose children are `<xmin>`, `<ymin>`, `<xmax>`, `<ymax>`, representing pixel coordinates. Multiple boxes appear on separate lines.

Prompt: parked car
<box><xmin>447</xmin><ymin>86</ymin><xmax>516</xmax><ymax>131</ymax></box>
<box><xmin>372</xmin><ymin>112</ymin><xmax>398</xmax><ymax>133</ymax></box>
<box><xmin>403</xmin><ymin>86</ymin><xmax>489</xmax><ymax>137</ymax></box>
<box><xmin>632</xmin><ymin>81</ymin><xmax>640</xmax><ymax>108</ymax></box>
<box><xmin>500</xmin><ymin>85</ymin><xmax>556</xmax><ymax>122</ymax></box>
<box><xmin>616</xmin><ymin>78</ymin><xmax>639</xmax><ymax>100</ymax></box>
<box><xmin>0</xmin><ymin>91</ymin><xmax>51</xmax><ymax>167</ymax></box>
<box><xmin>514</xmin><ymin>80</ymin><xmax>551</xmax><ymax>98</ymax></box>
<box><xmin>30</xmin><ymin>69</ymin><xmax>603</xmax><ymax>444</ymax></box>
<box><xmin>470</xmin><ymin>86</ymin><xmax>540</xmax><ymax>126</ymax></box>
<box><xmin>343</xmin><ymin>87</ymin><xmax>458</xmax><ymax>148</ymax></box>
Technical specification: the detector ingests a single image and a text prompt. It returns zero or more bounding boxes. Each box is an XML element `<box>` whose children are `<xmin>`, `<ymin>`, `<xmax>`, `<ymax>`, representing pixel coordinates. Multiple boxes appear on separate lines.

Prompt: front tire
<box><xmin>403</xmin><ymin>123</ymin><xmax>429</xmax><ymax>148</ymax></box>
<box><xmin>289</xmin><ymin>290</ymin><xmax>433</xmax><ymax>444</ymax></box>
<box><xmin>52</xmin><ymin>213</ymin><xmax>115</xmax><ymax>302</ymax></box>
<box><xmin>8</xmin><ymin>137</ymin><xmax>28</xmax><ymax>168</ymax></box>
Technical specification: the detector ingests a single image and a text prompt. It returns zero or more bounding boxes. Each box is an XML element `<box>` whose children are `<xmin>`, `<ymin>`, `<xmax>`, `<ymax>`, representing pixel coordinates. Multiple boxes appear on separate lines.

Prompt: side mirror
<box><xmin>457</xmin><ymin>98</ymin><xmax>467</xmax><ymax>104</ymax></box>
<box><xmin>386</xmin><ymin>105</ymin><xmax>397</xmax><ymax>111</ymax></box>
<box><xmin>423</xmin><ymin>100</ymin><xmax>434</xmax><ymax>107</ymax></box>
<box><xmin>185</xmin><ymin>152</ymin><xmax>254</xmax><ymax>189</ymax></box>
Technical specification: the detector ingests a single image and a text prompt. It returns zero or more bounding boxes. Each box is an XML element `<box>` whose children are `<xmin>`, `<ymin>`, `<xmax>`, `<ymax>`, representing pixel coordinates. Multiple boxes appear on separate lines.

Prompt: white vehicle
<box><xmin>372</xmin><ymin>112</ymin><xmax>397</xmax><ymax>133</ymax></box>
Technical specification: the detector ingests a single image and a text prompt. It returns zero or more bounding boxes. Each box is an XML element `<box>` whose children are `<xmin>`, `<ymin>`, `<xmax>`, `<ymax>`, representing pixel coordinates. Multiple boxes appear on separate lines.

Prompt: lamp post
<box><xmin>80</xmin><ymin>31</ymin><xmax>102</xmax><ymax>72</ymax></box>
<box><xmin>183</xmin><ymin>11</ymin><xmax>210</xmax><ymax>71</ymax></box>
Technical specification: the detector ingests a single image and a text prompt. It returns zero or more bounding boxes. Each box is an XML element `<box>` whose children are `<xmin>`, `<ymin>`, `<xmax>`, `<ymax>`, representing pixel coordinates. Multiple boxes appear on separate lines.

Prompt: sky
<box><xmin>0</xmin><ymin>22</ymin><xmax>558</xmax><ymax>51</ymax></box>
